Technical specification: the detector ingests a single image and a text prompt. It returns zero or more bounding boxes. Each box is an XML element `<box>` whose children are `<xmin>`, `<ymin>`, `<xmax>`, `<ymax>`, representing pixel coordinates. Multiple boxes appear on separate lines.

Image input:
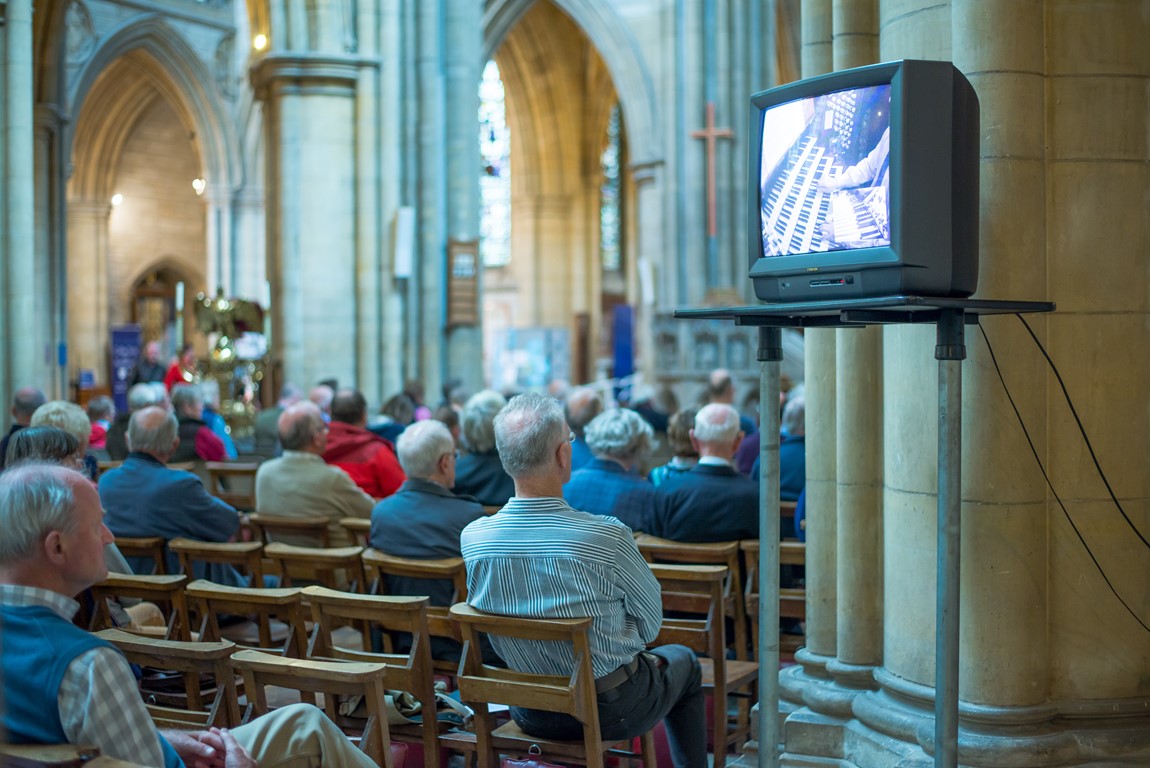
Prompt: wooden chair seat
<box><xmin>634</xmin><ymin>534</ymin><xmax>749</xmax><ymax>661</ymax></box>
<box><xmin>362</xmin><ymin>549</ymin><xmax>467</xmax><ymax>678</ymax></box>
<box><xmin>205</xmin><ymin>461</ymin><xmax>260</xmax><ymax>510</ymax></box>
<box><xmin>647</xmin><ymin>564</ymin><xmax>758</xmax><ymax>768</ymax></box>
<box><xmin>340</xmin><ymin>517</ymin><xmax>371</xmax><ymax>546</ymax></box>
<box><xmin>303</xmin><ymin>586</ymin><xmax>441</xmax><ymax>768</ymax></box>
<box><xmin>113</xmin><ymin>536</ymin><xmax>166</xmax><ymax>575</ymax></box>
<box><xmin>95</xmin><ymin>628</ymin><xmax>241</xmax><ymax>729</ymax></box>
<box><xmin>449</xmin><ymin>602</ymin><xmax>656</xmax><ymax>768</ymax></box>
<box><xmin>89</xmin><ymin>573</ymin><xmax>191</xmax><ymax>641</ymax></box>
<box><xmin>248</xmin><ymin>513</ymin><xmax>332</xmax><ymax>547</ymax></box>
<box><xmin>264</xmin><ymin>542</ymin><xmax>366</xmax><ymax>591</ymax></box>
<box><xmin>186</xmin><ymin>580</ymin><xmax>308</xmax><ymax>656</ymax></box>
<box><xmin>169</xmin><ymin>538</ymin><xmax>265</xmax><ymax>588</ymax></box>
<box><xmin>231</xmin><ymin>649</ymin><xmax>395</xmax><ymax>766</ymax></box>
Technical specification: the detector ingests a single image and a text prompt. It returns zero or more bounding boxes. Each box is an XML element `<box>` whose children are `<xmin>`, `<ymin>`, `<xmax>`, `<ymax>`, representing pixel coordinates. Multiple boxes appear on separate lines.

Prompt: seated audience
<box><xmin>309</xmin><ymin>384</ymin><xmax>335</xmax><ymax>420</ymax></box>
<box><xmin>403</xmin><ymin>378</ymin><xmax>432</xmax><ymax>421</ymax></box>
<box><xmin>367</xmin><ymin>392</ymin><xmax>415</xmax><ymax>445</ymax></box>
<box><xmin>169</xmin><ymin>384</ymin><xmax>227</xmax><ymax>463</ymax></box>
<box><xmin>0</xmin><ymin>387</ymin><xmax>46</xmax><ymax>470</ymax></box>
<box><xmin>432</xmin><ymin>404</ymin><xmax>461</xmax><ymax>445</ymax></box>
<box><xmin>86</xmin><ymin>395</ymin><xmax>115</xmax><ymax>453</ymax></box>
<box><xmin>31</xmin><ymin>401</ymin><xmax>98</xmax><ymax>481</ymax></box>
<box><xmin>705</xmin><ymin>368</ymin><xmax>756</xmax><ymax>436</ymax></box>
<box><xmin>323</xmin><ymin>388</ymin><xmax>405</xmax><ymax>499</ymax></box>
<box><xmin>562</xmin><ymin>408</ymin><xmax>656</xmax><ymax>533</ymax></box>
<box><xmin>453</xmin><ymin>389</ymin><xmax>515</xmax><ymax>507</ymax></box>
<box><xmin>106</xmin><ymin>383</ymin><xmax>166</xmax><ymax>460</ymax></box>
<box><xmin>648</xmin><ymin>408</ymin><xmax>699</xmax><ymax>487</ymax></box>
<box><xmin>200</xmin><ymin>380</ymin><xmax>238</xmax><ymax>460</ymax></box>
<box><xmin>128</xmin><ymin>339</ymin><xmax>167</xmax><ymax>386</ymax></box>
<box><xmin>564</xmin><ymin>386</ymin><xmax>603</xmax><ymax>472</ymax></box>
<box><xmin>99</xmin><ymin>406</ymin><xmax>245</xmax><ymax>584</ymax></box>
<box><xmin>0</xmin><ymin>463</ymin><xmax>382</xmax><ymax>768</ymax></box>
<box><xmin>164</xmin><ymin>343</ymin><xmax>198</xmax><ymax>392</ymax></box>
<box><xmin>257</xmin><ymin>401</ymin><xmax>374</xmax><ymax>546</ymax></box>
<box><xmin>461</xmin><ymin>394</ymin><xmax>706</xmax><ymax>766</ymax></box>
<box><xmin>370</xmin><ymin>420</ymin><xmax>488</xmax><ymax>660</ymax></box>
<box><xmin>651</xmin><ymin>403</ymin><xmax>758</xmax><ymax>542</ymax></box>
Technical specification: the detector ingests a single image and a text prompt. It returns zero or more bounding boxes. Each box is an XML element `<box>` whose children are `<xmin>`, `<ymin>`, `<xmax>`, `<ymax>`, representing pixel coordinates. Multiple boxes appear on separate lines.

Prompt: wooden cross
<box><xmin>690</xmin><ymin>102</ymin><xmax>734</xmax><ymax>237</ymax></box>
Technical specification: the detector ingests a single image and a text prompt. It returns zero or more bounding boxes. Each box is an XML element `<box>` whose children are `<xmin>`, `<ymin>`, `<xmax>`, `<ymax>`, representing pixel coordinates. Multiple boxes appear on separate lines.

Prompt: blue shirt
<box><xmin>563</xmin><ymin>458</ymin><xmax>656</xmax><ymax>533</ymax></box>
<box><xmin>460</xmin><ymin>497</ymin><xmax>662</xmax><ymax>678</ymax></box>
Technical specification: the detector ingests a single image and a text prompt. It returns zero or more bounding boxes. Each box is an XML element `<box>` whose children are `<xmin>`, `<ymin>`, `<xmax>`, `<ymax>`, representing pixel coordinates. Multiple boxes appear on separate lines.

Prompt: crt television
<box><xmin>748</xmin><ymin>59</ymin><xmax>979</xmax><ymax>302</ymax></box>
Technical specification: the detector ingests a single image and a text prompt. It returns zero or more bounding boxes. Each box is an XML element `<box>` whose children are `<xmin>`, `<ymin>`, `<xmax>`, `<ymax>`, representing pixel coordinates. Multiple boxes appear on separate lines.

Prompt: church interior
<box><xmin>0</xmin><ymin>0</ymin><xmax>1148</xmax><ymax>765</ymax></box>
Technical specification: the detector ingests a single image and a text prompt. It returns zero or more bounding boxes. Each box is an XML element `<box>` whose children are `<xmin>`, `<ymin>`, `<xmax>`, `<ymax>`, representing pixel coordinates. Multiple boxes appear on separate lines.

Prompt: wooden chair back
<box><xmin>169</xmin><ymin>538</ymin><xmax>265</xmax><ymax>588</ymax></box>
<box><xmin>362</xmin><ymin>549</ymin><xmax>466</xmax><ymax>674</ymax></box>
<box><xmin>89</xmin><ymin>573</ymin><xmax>191</xmax><ymax>641</ymax></box>
<box><xmin>634</xmin><ymin>534</ymin><xmax>749</xmax><ymax>660</ymax></box>
<box><xmin>340</xmin><ymin>517</ymin><xmax>371</xmax><ymax>546</ymax></box>
<box><xmin>0</xmin><ymin>743</ymin><xmax>102</xmax><ymax>767</ymax></box>
<box><xmin>263</xmin><ymin>542</ymin><xmax>366</xmax><ymax>591</ymax></box>
<box><xmin>113</xmin><ymin>536</ymin><xmax>167</xmax><ymax>575</ymax></box>
<box><xmin>231</xmin><ymin>649</ymin><xmax>395</xmax><ymax>767</ymax></box>
<box><xmin>247</xmin><ymin>513</ymin><xmax>332</xmax><ymax>547</ymax></box>
<box><xmin>740</xmin><ymin>538</ymin><xmax>806</xmax><ymax>659</ymax></box>
<box><xmin>185</xmin><ymin>580</ymin><xmax>308</xmax><ymax>656</ymax></box>
<box><xmin>204</xmin><ymin>461</ymin><xmax>260</xmax><ymax>510</ymax></box>
<box><xmin>448</xmin><ymin>603</ymin><xmax>655</xmax><ymax>768</ymax></box>
<box><xmin>304</xmin><ymin>586</ymin><xmax>439</xmax><ymax>768</ymax></box>
<box><xmin>95</xmin><ymin>628</ymin><xmax>241</xmax><ymax>729</ymax></box>
<box><xmin>647</xmin><ymin>563</ymin><xmax>758</xmax><ymax>768</ymax></box>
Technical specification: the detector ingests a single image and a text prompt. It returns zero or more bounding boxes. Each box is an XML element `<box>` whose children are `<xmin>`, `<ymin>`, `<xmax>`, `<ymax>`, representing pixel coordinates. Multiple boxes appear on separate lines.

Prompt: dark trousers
<box><xmin>510</xmin><ymin>644</ymin><xmax>706</xmax><ymax>768</ymax></box>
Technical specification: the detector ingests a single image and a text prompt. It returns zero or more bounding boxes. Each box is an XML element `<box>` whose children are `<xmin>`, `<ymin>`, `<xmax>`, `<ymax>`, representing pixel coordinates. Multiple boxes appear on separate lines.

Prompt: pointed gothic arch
<box><xmin>483</xmin><ymin>0</ymin><xmax>661</xmax><ymax>167</ymax></box>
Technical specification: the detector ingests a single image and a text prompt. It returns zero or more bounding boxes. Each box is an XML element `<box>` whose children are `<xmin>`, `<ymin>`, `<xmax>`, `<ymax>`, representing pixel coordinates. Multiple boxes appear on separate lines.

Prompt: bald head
<box><xmin>707</xmin><ymin>369</ymin><xmax>735</xmax><ymax>404</ymax></box>
<box><xmin>278</xmin><ymin>401</ymin><xmax>327</xmax><ymax>453</ymax></box>
<box><xmin>309</xmin><ymin>385</ymin><xmax>334</xmax><ymax>415</ymax></box>
<box><xmin>564</xmin><ymin>387</ymin><xmax>603</xmax><ymax>437</ymax></box>
<box><xmin>127</xmin><ymin>406</ymin><xmax>179</xmax><ymax>459</ymax></box>
<box><xmin>12</xmin><ymin>387</ymin><xmax>47</xmax><ymax>426</ymax></box>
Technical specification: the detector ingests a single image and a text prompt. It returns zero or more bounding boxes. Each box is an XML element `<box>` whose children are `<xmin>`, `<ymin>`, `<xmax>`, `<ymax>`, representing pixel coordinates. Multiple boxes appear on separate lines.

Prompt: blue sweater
<box><xmin>0</xmin><ymin>603</ymin><xmax>182</xmax><ymax>768</ymax></box>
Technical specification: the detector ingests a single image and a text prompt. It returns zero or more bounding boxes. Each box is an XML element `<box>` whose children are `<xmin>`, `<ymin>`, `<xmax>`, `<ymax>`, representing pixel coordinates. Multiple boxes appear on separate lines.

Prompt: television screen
<box><xmin>760</xmin><ymin>84</ymin><xmax>892</xmax><ymax>257</ymax></box>
<box><xmin>748</xmin><ymin>60</ymin><xmax>979</xmax><ymax>303</ymax></box>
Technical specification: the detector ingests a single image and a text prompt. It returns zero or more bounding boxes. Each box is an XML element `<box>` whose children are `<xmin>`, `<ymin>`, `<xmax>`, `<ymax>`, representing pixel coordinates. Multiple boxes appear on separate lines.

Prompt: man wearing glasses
<box><xmin>461</xmin><ymin>393</ymin><xmax>705</xmax><ymax>768</ymax></box>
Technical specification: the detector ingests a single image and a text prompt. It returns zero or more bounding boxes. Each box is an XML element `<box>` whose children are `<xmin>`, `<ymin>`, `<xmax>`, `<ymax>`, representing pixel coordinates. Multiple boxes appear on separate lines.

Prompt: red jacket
<box><xmin>322</xmin><ymin>421</ymin><xmax>405</xmax><ymax>499</ymax></box>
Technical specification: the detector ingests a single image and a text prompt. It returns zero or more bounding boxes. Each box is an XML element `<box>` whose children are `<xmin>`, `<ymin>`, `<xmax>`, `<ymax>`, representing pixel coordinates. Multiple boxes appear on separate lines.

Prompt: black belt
<box><xmin>595</xmin><ymin>655</ymin><xmax>641</xmax><ymax>694</ymax></box>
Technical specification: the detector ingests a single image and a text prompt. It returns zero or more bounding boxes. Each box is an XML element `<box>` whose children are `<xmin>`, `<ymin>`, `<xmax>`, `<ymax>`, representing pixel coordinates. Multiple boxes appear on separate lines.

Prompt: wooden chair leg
<box><xmin>639</xmin><ymin>730</ymin><xmax>656</xmax><ymax>767</ymax></box>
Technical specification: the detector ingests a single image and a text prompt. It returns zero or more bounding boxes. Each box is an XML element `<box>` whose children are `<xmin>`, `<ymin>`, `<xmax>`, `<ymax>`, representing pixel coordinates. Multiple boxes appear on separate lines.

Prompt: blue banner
<box><xmin>109</xmin><ymin>325</ymin><xmax>142</xmax><ymax>413</ymax></box>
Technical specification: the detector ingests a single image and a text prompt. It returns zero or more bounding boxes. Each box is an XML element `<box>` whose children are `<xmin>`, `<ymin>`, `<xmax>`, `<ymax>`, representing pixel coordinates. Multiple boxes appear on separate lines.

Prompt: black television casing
<box><xmin>748</xmin><ymin>59</ymin><xmax>980</xmax><ymax>302</ymax></box>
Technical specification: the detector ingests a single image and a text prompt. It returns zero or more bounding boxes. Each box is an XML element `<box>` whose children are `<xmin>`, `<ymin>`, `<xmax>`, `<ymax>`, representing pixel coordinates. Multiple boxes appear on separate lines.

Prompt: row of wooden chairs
<box><xmin>90</xmin><ymin>557</ymin><xmax>757</xmax><ymax>767</ymax></box>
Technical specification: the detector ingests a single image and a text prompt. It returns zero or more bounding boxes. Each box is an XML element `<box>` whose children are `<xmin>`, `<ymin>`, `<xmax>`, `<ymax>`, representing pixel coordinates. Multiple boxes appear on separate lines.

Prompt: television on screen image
<box><xmin>748</xmin><ymin>59</ymin><xmax>980</xmax><ymax>302</ymax></box>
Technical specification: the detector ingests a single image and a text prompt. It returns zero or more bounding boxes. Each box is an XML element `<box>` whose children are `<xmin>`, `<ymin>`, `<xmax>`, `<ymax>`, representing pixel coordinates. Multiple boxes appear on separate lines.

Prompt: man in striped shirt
<box><xmin>461</xmin><ymin>393</ymin><xmax>706</xmax><ymax>768</ymax></box>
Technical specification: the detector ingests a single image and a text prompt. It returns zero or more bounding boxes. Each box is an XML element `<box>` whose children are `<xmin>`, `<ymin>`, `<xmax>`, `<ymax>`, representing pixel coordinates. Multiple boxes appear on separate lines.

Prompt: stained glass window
<box><xmin>599</xmin><ymin>103</ymin><xmax>622</xmax><ymax>272</ymax></box>
<box><xmin>479</xmin><ymin>60</ymin><xmax>511</xmax><ymax>268</ymax></box>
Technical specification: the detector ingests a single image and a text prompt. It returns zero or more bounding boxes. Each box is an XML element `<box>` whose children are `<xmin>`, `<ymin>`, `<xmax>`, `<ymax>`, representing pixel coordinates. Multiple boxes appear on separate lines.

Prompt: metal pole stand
<box><xmin>756</xmin><ymin>326</ymin><xmax>783</xmax><ymax>768</ymax></box>
<box><xmin>934</xmin><ymin>308</ymin><xmax>966</xmax><ymax>768</ymax></box>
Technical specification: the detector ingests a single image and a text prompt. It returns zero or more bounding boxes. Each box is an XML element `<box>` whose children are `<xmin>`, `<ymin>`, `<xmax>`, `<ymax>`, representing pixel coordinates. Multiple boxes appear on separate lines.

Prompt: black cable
<box><xmin>1014</xmin><ymin>314</ymin><xmax>1150</xmax><ymax>549</ymax></box>
<box><xmin>977</xmin><ymin>319</ymin><xmax>1150</xmax><ymax>634</ymax></box>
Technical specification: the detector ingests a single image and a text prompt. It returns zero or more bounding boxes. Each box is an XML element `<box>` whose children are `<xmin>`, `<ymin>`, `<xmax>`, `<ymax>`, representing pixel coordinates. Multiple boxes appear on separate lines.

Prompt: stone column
<box><xmin>3</xmin><ymin>0</ymin><xmax>37</xmax><ymax>397</ymax></box>
<box><xmin>632</xmin><ymin>161</ymin><xmax>664</xmax><ymax>386</ymax></box>
<box><xmin>443</xmin><ymin>0</ymin><xmax>483</xmax><ymax>391</ymax></box>
<box><xmin>35</xmin><ymin>104</ymin><xmax>68</xmax><ymax>396</ymax></box>
<box><xmin>253</xmin><ymin>55</ymin><xmax>361</xmax><ymax>391</ymax></box>
<box><xmin>829</xmin><ymin>0</ymin><xmax>882</xmax><ymax>695</ymax></box>
<box><xmin>66</xmin><ymin>201</ymin><xmax>112</xmax><ymax>380</ymax></box>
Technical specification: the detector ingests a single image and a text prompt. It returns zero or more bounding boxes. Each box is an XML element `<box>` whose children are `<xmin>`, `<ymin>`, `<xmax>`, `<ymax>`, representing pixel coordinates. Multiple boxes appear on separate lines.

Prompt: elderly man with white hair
<box><xmin>106</xmin><ymin>382</ymin><xmax>167</xmax><ymax>460</ymax></box>
<box><xmin>650</xmin><ymin>403</ymin><xmax>758</xmax><ymax>542</ymax></box>
<box><xmin>561</xmin><ymin>407</ymin><xmax>656</xmax><ymax>533</ymax></box>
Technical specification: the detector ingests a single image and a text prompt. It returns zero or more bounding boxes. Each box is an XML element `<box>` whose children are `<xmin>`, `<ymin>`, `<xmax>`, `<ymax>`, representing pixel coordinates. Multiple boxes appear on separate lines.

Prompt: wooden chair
<box><xmin>113</xmin><ymin>536</ymin><xmax>167</xmax><ymax>575</ymax></box>
<box><xmin>95</xmin><ymin>628</ymin><xmax>242</xmax><ymax>729</ymax></box>
<box><xmin>740</xmin><ymin>538</ymin><xmax>806</xmax><ymax>660</ymax></box>
<box><xmin>447</xmin><ymin>603</ymin><xmax>656</xmax><ymax>768</ymax></box>
<box><xmin>204</xmin><ymin>461</ymin><xmax>261</xmax><ymax>510</ymax></box>
<box><xmin>231</xmin><ymin>649</ymin><xmax>395</xmax><ymax>767</ymax></box>
<box><xmin>186</xmin><ymin>580</ymin><xmax>308</xmax><ymax>656</ymax></box>
<box><xmin>248</xmin><ymin>512</ymin><xmax>332</xmax><ymax>547</ymax></box>
<box><xmin>647</xmin><ymin>564</ymin><xmax>759</xmax><ymax>768</ymax></box>
<box><xmin>264</xmin><ymin>542</ymin><xmax>366</xmax><ymax>591</ymax></box>
<box><xmin>480</xmin><ymin>505</ymin><xmax>501</xmax><ymax>516</ymax></box>
<box><xmin>304</xmin><ymin>586</ymin><xmax>440</xmax><ymax>768</ymax></box>
<box><xmin>89</xmin><ymin>573</ymin><xmax>191</xmax><ymax>641</ymax></box>
<box><xmin>634</xmin><ymin>534</ymin><xmax>750</xmax><ymax>661</ymax></box>
<box><xmin>341</xmin><ymin>516</ymin><xmax>371</xmax><ymax>546</ymax></box>
<box><xmin>0</xmin><ymin>744</ymin><xmax>119</xmax><ymax>767</ymax></box>
<box><xmin>169</xmin><ymin>538</ymin><xmax>266</xmax><ymax>588</ymax></box>
<box><xmin>362</xmin><ymin>549</ymin><xmax>467</xmax><ymax>678</ymax></box>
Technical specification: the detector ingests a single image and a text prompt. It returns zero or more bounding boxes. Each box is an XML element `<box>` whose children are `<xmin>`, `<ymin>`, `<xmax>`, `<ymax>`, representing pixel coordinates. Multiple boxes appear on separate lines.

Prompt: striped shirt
<box><xmin>0</xmin><ymin>585</ymin><xmax>167</xmax><ymax>767</ymax></box>
<box><xmin>460</xmin><ymin>496</ymin><xmax>662</xmax><ymax>679</ymax></box>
